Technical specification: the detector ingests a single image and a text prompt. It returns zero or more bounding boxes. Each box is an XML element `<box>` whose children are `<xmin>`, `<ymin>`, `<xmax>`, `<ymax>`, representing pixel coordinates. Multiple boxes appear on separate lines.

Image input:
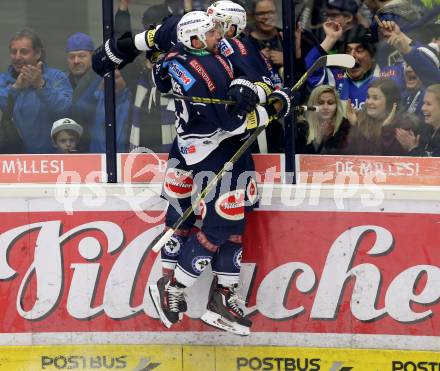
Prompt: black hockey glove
<box><xmin>266</xmin><ymin>88</ymin><xmax>293</xmax><ymax>119</ymax></box>
<box><xmin>226</xmin><ymin>78</ymin><xmax>259</xmax><ymax>117</ymax></box>
<box><xmin>92</xmin><ymin>32</ymin><xmax>140</xmax><ymax>77</ymax></box>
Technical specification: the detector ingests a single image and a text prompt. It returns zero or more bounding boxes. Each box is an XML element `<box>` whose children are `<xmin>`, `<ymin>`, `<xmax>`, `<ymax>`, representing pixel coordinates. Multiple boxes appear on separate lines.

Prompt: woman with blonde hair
<box><xmin>296</xmin><ymin>84</ymin><xmax>354</xmax><ymax>154</ymax></box>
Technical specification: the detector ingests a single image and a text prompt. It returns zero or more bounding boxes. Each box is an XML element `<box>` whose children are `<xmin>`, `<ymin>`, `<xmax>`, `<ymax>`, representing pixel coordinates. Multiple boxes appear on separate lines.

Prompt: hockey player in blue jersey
<box><xmin>207</xmin><ymin>1</ymin><xmax>282</xmax><ymax>92</ymax></box>
<box><xmin>146</xmin><ymin>11</ymin><xmax>290</xmax><ymax>335</ymax></box>
<box><xmin>92</xmin><ymin>1</ymin><xmax>282</xmax><ymax>109</ymax></box>
<box><xmin>127</xmin><ymin>0</ymin><xmax>282</xmax><ymax>111</ymax></box>
<box><xmin>91</xmin><ymin>1</ymin><xmax>285</xmax><ymax>152</ymax></box>
<box><xmin>91</xmin><ymin>4</ymin><xmax>291</xmax><ymax>335</ymax></box>
<box><xmin>206</xmin><ymin>0</ymin><xmax>284</xmax><ymax>152</ymax></box>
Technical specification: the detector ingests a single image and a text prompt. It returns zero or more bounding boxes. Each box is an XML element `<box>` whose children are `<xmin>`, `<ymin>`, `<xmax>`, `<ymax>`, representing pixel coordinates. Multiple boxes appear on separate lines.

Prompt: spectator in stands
<box><xmin>128</xmin><ymin>58</ymin><xmax>173</xmax><ymax>152</ymax></box>
<box><xmin>381</xmin><ymin>19</ymin><xmax>440</xmax><ymax>118</ymax></box>
<box><xmin>313</xmin><ymin>0</ymin><xmax>360</xmax><ymax>52</ymax></box>
<box><xmin>306</xmin><ymin>20</ymin><xmax>440</xmax><ymax>110</ymax></box>
<box><xmin>398</xmin><ymin>83</ymin><xmax>440</xmax><ymax>156</ymax></box>
<box><xmin>249</xmin><ymin>0</ymin><xmax>284</xmax><ymax>79</ymax></box>
<box><xmin>402</xmin><ymin>63</ymin><xmax>425</xmax><ymax>117</ymax></box>
<box><xmin>363</xmin><ymin>0</ymin><xmax>420</xmax><ymax>66</ymax></box>
<box><xmin>51</xmin><ymin>118</ymin><xmax>83</xmax><ymax>153</ymax></box>
<box><xmin>346</xmin><ymin>77</ymin><xmax>420</xmax><ymax>155</ymax></box>
<box><xmin>114</xmin><ymin>0</ymin><xmax>175</xmax><ymax>152</ymax></box>
<box><xmin>65</xmin><ymin>32</ymin><xmax>100</xmax><ymax>151</ymax></box>
<box><xmin>430</xmin><ymin>37</ymin><xmax>440</xmax><ymax>55</ymax></box>
<box><xmin>363</xmin><ymin>0</ymin><xmax>419</xmax><ymax>43</ymax></box>
<box><xmin>0</xmin><ymin>28</ymin><xmax>72</xmax><ymax>153</ymax></box>
<box><xmin>307</xmin><ymin>22</ymin><xmax>379</xmax><ymax>110</ymax></box>
<box><xmin>296</xmin><ymin>85</ymin><xmax>356</xmax><ymax>154</ymax></box>
<box><xmin>91</xmin><ymin>69</ymin><xmax>131</xmax><ymax>153</ymax></box>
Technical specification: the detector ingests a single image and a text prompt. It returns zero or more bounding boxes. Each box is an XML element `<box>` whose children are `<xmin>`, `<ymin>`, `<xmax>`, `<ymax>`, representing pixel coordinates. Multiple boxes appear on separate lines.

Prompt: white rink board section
<box><xmin>0</xmin><ymin>183</ymin><xmax>439</xmax><ymax>213</ymax></box>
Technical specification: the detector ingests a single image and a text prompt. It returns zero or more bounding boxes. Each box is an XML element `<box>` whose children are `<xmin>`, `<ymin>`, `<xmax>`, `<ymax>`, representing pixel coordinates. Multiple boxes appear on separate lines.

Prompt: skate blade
<box><xmin>149</xmin><ymin>284</ymin><xmax>173</xmax><ymax>329</ymax></box>
<box><xmin>201</xmin><ymin>310</ymin><xmax>250</xmax><ymax>336</ymax></box>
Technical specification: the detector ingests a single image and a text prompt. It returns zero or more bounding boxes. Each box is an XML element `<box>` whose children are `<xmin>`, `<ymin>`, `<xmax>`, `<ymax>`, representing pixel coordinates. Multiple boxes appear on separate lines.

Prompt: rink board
<box><xmin>0</xmin><ymin>184</ymin><xmax>440</xmax><ymax>356</ymax></box>
<box><xmin>0</xmin><ymin>344</ymin><xmax>439</xmax><ymax>371</ymax></box>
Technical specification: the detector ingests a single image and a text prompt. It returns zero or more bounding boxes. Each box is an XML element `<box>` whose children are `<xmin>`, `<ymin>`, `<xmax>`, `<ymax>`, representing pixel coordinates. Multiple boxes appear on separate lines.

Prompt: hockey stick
<box><xmin>161</xmin><ymin>54</ymin><xmax>355</xmax><ymax>105</ymax></box>
<box><xmin>162</xmin><ymin>92</ymin><xmax>318</xmax><ymax>111</ymax></box>
<box><xmin>150</xmin><ymin>54</ymin><xmax>355</xmax><ymax>253</ymax></box>
<box><xmin>162</xmin><ymin>93</ymin><xmax>237</xmax><ymax>105</ymax></box>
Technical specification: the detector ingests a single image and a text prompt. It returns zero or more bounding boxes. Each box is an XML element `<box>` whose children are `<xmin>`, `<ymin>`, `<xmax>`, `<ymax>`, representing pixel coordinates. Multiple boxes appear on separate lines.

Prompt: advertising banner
<box><xmin>297</xmin><ymin>154</ymin><xmax>440</xmax><ymax>186</ymax></box>
<box><xmin>0</xmin><ymin>191</ymin><xmax>439</xmax><ymax>351</ymax></box>
<box><xmin>0</xmin><ymin>154</ymin><xmax>105</xmax><ymax>183</ymax></box>
<box><xmin>0</xmin><ymin>153</ymin><xmax>283</xmax><ymax>184</ymax></box>
<box><xmin>1</xmin><ymin>344</ymin><xmax>439</xmax><ymax>371</ymax></box>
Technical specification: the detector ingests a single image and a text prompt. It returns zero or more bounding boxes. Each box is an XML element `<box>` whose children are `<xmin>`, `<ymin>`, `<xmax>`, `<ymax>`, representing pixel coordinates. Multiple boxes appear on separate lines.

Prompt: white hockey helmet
<box><xmin>177</xmin><ymin>11</ymin><xmax>216</xmax><ymax>50</ymax></box>
<box><xmin>207</xmin><ymin>1</ymin><xmax>247</xmax><ymax>37</ymax></box>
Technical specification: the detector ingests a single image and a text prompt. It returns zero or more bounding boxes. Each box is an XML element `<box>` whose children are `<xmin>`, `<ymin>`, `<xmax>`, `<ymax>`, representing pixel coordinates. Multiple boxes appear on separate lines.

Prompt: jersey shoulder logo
<box><xmin>219</xmin><ymin>39</ymin><xmax>234</xmax><ymax>57</ymax></box>
<box><xmin>168</xmin><ymin>61</ymin><xmax>196</xmax><ymax>91</ymax></box>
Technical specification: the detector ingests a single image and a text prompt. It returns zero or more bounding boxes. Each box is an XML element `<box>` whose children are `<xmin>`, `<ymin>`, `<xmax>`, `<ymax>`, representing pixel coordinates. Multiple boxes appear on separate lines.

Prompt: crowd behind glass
<box><xmin>0</xmin><ymin>0</ymin><xmax>440</xmax><ymax>157</ymax></box>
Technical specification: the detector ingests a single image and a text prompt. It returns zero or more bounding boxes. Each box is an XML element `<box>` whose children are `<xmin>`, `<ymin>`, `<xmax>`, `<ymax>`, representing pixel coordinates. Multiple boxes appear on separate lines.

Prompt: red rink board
<box><xmin>0</xmin><ymin>208</ymin><xmax>439</xmax><ymax>336</ymax></box>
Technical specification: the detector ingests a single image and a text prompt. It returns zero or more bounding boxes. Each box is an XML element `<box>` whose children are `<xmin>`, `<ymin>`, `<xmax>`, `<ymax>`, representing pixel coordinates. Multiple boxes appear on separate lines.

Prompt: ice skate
<box><xmin>149</xmin><ymin>276</ymin><xmax>187</xmax><ymax>328</ymax></box>
<box><xmin>201</xmin><ymin>284</ymin><xmax>251</xmax><ymax>336</ymax></box>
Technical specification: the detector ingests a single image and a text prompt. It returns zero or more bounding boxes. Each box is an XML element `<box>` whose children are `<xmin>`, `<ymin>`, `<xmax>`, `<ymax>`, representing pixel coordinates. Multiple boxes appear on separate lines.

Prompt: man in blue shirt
<box><xmin>0</xmin><ymin>29</ymin><xmax>72</xmax><ymax>153</ymax></box>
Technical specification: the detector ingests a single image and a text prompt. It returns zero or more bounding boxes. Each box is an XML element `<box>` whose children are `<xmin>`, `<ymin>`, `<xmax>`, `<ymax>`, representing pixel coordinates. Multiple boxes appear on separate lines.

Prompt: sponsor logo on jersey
<box><xmin>246</xmin><ymin>177</ymin><xmax>258</xmax><ymax>204</ymax></box>
<box><xmin>192</xmin><ymin>256</ymin><xmax>211</xmax><ymax>273</ymax></box>
<box><xmin>232</xmin><ymin>38</ymin><xmax>248</xmax><ymax>55</ymax></box>
<box><xmin>164</xmin><ymin>168</ymin><xmax>193</xmax><ymax>198</ymax></box>
<box><xmin>189</xmin><ymin>59</ymin><xmax>216</xmax><ymax>92</ymax></box>
<box><xmin>168</xmin><ymin>61</ymin><xmax>196</xmax><ymax>91</ymax></box>
<box><xmin>233</xmin><ymin>249</ymin><xmax>242</xmax><ymax>269</ymax></box>
<box><xmin>164</xmin><ymin>235</ymin><xmax>182</xmax><ymax>257</ymax></box>
<box><xmin>180</xmin><ymin>145</ymin><xmax>196</xmax><ymax>154</ymax></box>
<box><xmin>215</xmin><ymin>55</ymin><xmax>234</xmax><ymax>79</ymax></box>
<box><xmin>218</xmin><ymin>39</ymin><xmax>234</xmax><ymax>57</ymax></box>
<box><xmin>215</xmin><ymin>190</ymin><xmax>245</xmax><ymax>220</ymax></box>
